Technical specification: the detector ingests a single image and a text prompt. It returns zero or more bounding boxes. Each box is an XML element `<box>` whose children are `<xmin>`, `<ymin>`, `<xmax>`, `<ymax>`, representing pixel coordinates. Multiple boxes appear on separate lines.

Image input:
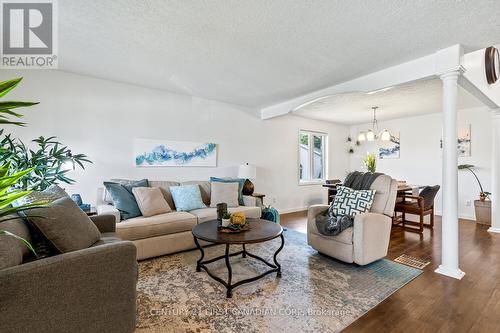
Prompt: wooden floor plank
<box><xmin>280</xmin><ymin>211</ymin><xmax>500</xmax><ymax>333</ymax></box>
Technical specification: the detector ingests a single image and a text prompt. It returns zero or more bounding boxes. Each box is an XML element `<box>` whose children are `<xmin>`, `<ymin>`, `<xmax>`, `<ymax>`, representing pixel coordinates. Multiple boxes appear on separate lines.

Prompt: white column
<box><xmin>489</xmin><ymin>110</ymin><xmax>500</xmax><ymax>233</ymax></box>
<box><xmin>435</xmin><ymin>71</ymin><xmax>465</xmax><ymax>280</ymax></box>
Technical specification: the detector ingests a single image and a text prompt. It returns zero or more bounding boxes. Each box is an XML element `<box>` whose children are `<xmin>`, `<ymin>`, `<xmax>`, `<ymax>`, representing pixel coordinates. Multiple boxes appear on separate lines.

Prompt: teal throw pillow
<box><xmin>332</xmin><ymin>186</ymin><xmax>376</xmax><ymax>217</ymax></box>
<box><xmin>170</xmin><ymin>185</ymin><xmax>206</xmax><ymax>212</ymax></box>
<box><xmin>209</xmin><ymin>177</ymin><xmax>245</xmax><ymax>205</ymax></box>
<box><xmin>103</xmin><ymin>179</ymin><xmax>149</xmax><ymax>220</ymax></box>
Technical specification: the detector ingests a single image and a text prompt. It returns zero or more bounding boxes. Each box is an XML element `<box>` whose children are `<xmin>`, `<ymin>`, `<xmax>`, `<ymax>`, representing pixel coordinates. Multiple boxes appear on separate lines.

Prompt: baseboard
<box><xmin>433</xmin><ymin>211</ymin><xmax>476</xmax><ymax>222</ymax></box>
<box><xmin>278</xmin><ymin>206</ymin><xmax>308</xmax><ymax>215</ymax></box>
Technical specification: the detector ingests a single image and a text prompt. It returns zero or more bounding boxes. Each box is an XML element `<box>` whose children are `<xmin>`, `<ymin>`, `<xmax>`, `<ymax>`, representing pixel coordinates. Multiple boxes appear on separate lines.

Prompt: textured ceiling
<box><xmin>59</xmin><ymin>1</ymin><xmax>500</xmax><ymax>107</ymax></box>
<box><xmin>293</xmin><ymin>79</ymin><xmax>484</xmax><ymax>124</ymax></box>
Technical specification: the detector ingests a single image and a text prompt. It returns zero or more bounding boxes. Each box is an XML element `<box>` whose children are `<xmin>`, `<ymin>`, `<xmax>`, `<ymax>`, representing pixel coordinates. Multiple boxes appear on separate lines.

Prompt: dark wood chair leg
<box><xmin>430</xmin><ymin>208</ymin><xmax>435</xmax><ymax>228</ymax></box>
<box><xmin>419</xmin><ymin>212</ymin><xmax>424</xmax><ymax>233</ymax></box>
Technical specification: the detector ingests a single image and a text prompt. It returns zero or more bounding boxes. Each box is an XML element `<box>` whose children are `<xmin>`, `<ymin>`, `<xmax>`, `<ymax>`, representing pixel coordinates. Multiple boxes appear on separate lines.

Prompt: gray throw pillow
<box><xmin>0</xmin><ymin>215</ymin><xmax>31</xmax><ymax>269</ymax></box>
<box><xmin>22</xmin><ymin>197</ymin><xmax>101</xmax><ymax>253</ymax></box>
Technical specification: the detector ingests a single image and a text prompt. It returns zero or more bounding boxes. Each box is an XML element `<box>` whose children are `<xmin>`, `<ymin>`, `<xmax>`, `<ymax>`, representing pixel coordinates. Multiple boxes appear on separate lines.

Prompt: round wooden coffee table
<box><xmin>192</xmin><ymin>218</ymin><xmax>284</xmax><ymax>298</ymax></box>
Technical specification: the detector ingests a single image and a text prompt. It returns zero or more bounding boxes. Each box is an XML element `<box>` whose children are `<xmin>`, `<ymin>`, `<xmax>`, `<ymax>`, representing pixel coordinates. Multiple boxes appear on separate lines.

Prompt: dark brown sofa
<box><xmin>0</xmin><ymin>214</ymin><xmax>138</xmax><ymax>333</ymax></box>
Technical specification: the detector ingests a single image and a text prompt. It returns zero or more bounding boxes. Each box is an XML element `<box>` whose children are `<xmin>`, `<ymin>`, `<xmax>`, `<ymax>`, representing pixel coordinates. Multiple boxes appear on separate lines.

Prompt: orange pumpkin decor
<box><xmin>231</xmin><ymin>212</ymin><xmax>246</xmax><ymax>226</ymax></box>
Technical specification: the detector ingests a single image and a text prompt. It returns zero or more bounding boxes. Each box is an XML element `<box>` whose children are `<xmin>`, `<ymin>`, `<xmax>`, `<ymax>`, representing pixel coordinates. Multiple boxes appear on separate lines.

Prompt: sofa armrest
<box><xmin>97</xmin><ymin>204</ymin><xmax>120</xmax><ymax>223</ymax></box>
<box><xmin>353</xmin><ymin>212</ymin><xmax>392</xmax><ymax>265</ymax></box>
<box><xmin>307</xmin><ymin>204</ymin><xmax>329</xmax><ymax>234</ymax></box>
<box><xmin>90</xmin><ymin>214</ymin><xmax>116</xmax><ymax>233</ymax></box>
<box><xmin>243</xmin><ymin>195</ymin><xmax>263</xmax><ymax>207</ymax></box>
<box><xmin>0</xmin><ymin>241</ymin><xmax>137</xmax><ymax>333</ymax></box>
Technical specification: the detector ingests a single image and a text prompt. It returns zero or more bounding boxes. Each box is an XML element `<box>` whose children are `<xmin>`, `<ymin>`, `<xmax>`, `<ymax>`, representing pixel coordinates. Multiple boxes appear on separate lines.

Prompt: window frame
<box><xmin>298</xmin><ymin>129</ymin><xmax>328</xmax><ymax>185</ymax></box>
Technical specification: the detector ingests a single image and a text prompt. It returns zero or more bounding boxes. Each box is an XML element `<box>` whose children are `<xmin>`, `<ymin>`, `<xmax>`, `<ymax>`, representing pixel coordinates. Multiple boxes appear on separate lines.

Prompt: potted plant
<box><xmin>458</xmin><ymin>164</ymin><xmax>491</xmax><ymax>224</ymax></box>
<box><xmin>221</xmin><ymin>212</ymin><xmax>232</xmax><ymax>227</ymax></box>
<box><xmin>364</xmin><ymin>153</ymin><xmax>377</xmax><ymax>173</ymax></box>
<box><xmin>0</xmin><ymin>78</ymin><xmax>47</xmax><ymax>254</ymax></box>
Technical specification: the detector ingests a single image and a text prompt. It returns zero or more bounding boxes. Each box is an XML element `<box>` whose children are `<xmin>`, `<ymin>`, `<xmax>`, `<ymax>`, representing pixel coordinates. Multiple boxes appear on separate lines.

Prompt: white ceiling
<box><xmin>293</xmin><ymin>79</ymin><xmax>484</xmax><ymax>124</ymax></box>
<box><xmin>59</xmin><ymin>1</ymin><xmax>500</xmax><ymax>108</ymax></box>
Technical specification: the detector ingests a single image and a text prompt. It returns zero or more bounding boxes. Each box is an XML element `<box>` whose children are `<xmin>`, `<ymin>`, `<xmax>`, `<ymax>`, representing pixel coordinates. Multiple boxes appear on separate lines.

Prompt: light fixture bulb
<box><xmin>366</xmin><ymin>130</ymin><xmax>375</xmax><ymax>141</ymax></box>
<box><xmin>358</xmin><ymin>132</ymin><xmax>366</xmax><ymax>142</ymax></box>
<box><xmin>380</xmin><ymin>130</ymin><xmax>391</xmax><ymax>141</ymax></box>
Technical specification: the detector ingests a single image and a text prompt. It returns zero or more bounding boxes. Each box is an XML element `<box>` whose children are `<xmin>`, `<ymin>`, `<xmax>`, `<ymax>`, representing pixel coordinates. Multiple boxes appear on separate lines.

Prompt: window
<box><xmin>299</xmin><ymin>130</ymin><xmax>327</xmax><ymax>184</ymax></box>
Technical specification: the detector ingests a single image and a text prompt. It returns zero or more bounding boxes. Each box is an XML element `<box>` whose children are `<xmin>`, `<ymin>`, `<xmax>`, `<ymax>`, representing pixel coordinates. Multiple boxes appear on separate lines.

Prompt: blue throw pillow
<box><xmin>170</xmin><ymin>185</ymin><xmax>206</xmax><ymax>212</ymax></box>
<box><xmin>209</xmin><ymin>177</ymin><xmax>245</xmax><ymax>205</ymax></box>
<box><xmin>103</xmin><ymin>179</ymin><xmax>149</xmax><ymax>220</ymax></box>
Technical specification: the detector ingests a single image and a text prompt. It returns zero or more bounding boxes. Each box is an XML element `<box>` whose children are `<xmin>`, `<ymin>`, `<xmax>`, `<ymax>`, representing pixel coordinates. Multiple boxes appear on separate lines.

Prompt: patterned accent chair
<box><xmin>307</xmin><ymin>175</ymin><xmax>398</xmax><ymax>265</ymax></box>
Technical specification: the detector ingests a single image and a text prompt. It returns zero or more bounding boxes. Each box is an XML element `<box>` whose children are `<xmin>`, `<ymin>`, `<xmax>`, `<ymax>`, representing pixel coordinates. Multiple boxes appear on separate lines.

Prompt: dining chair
<box><xmin>393</xmin><ymin>185</ymin><xmax>440</xmax><ymax>233</ymax></box>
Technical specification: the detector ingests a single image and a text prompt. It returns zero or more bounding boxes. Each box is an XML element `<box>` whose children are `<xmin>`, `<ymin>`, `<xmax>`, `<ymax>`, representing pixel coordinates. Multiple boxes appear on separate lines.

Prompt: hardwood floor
<box><xmin>280</xmin><ymin>211</ymin><xmax>500</xmax><ymax>333</ymax></box>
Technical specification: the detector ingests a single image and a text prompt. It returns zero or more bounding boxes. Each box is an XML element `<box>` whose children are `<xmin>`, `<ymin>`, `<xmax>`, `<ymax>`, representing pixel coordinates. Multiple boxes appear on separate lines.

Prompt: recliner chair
<box><xmin>307</xmin><ymin>174</ymin><xmax>398</xmax><ymax>265</ymax></box>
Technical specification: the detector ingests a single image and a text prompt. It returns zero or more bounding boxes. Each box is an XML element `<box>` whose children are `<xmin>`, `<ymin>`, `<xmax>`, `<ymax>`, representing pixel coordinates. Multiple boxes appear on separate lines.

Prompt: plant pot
<box><xmin>474</xmin><ymin>200</ymin><xmax>491</xmax><ymax>225</ymax></box>
<box><xmin>221</xmin><ymin>218</ymin><xmax>231</xmax><ymax>228</ymax></box>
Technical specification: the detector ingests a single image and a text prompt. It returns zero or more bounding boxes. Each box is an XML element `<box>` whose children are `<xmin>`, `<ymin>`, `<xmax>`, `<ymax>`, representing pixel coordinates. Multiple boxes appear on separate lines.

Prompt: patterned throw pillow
<box><xmin>170</xmin><ymin>185</ymin><xmax>206</xmax><ymax>212</ymax></box>
<box><xmin>12</xmin><ymin>184</ymin><xmax>69</xmax><ymax>207</ymax></box>
<box><xmin>332</xmin><ymin>186</ymin><xmax>376</xmax><ymax>217</ymax></box>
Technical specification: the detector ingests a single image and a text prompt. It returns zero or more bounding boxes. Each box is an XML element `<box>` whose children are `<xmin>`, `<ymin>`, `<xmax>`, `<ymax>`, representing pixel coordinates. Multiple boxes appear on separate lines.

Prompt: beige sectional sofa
<box><xmin>97</xmin><ymin>180</ymin><xmax>262</xmax><ymax>260</ymax></box>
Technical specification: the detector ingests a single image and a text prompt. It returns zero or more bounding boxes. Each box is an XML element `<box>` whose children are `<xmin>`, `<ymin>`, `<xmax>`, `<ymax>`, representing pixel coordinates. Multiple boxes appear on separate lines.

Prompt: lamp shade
<box><xmin>238</xmin><ymin>163</ymin><xmax>256</xmax><ymax>179</ymax></box>
<box><xmin>366</xmin><ymin>130</ymin><xmax>375</xmax><ymax>141</ymax></box>
<box><xmin>357</xmin><ymin>132</ymin><xmax>366</xmax><ymax>142</ymax></box>
<box><xmin>380</xmin><ymin>129</ymin><xmax>391</xmax><ymax>141</ymax></box>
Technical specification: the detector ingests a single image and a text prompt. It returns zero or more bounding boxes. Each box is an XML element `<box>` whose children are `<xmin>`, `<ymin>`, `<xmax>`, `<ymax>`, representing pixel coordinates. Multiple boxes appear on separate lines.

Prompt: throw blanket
<box><xmin>315</xmin><ymin>172</ymin><xmax>382</xmax><ymax>236</ymax></box>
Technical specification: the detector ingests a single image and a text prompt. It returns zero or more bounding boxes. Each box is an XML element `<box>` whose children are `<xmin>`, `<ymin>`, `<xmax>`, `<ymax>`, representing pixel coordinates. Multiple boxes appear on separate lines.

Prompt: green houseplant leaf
<box><xmin>0</xmin><ymin>78</ymin><xmax>38</xmax><ymax>126</ymax></box>
<box><xmin>0</xmin><ymin>230</ymin><xmax>36</xmax><ymax>255</ymax></box>
<box><xmin>0</xmin><ymin>78</ymin><xmax>43</xmax><ymax>256</ymax></box>
<box><xmin>458</xmin><ymin>164</ymin><xmax>489</xmax><ymax>200</ymax></box>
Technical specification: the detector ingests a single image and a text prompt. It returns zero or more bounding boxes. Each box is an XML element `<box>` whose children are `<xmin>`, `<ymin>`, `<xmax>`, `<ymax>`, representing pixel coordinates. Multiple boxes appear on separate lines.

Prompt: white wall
<box><xmin>349</xmin><ymin>107</ymin><xmax>492</xmax><ymax>220</ymax></box>
<box><xmin>1</xmin><ymin>70</ymin><xmax>349</xmax><ymax>212</ymax></box>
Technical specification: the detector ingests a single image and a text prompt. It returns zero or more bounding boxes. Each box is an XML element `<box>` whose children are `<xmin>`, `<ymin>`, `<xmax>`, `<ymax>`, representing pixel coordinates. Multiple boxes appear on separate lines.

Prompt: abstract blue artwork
<box><xmin>134</xmin><ymin>139</ymin><xmax>217</xmax><ymax>167</ymax></box>
<box><xmin>379</xmin><ymin>132</ymin><xmax>400</xmax><ymax>159</ymax></box>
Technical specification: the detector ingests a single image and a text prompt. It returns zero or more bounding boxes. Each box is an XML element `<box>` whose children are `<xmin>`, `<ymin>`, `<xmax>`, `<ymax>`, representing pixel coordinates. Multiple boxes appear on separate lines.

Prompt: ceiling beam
<box><xmin>260</xmin><ymin>52</ymin><xmax>439</xmax><ymax>120</ymax></box>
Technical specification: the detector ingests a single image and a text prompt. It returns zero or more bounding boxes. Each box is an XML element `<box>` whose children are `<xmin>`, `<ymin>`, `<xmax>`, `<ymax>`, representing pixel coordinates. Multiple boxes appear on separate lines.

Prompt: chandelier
<box><xmin>357</xmin><ymin>106</ymin><xmax>391</xmax><ymax>142</ymax></box>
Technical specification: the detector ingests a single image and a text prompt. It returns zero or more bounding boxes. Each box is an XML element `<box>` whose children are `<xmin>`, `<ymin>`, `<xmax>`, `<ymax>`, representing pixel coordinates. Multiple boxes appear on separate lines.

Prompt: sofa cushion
<box><xmin>170</xmin><ymin>185</ymin><xmax>206</xmax><ymax>212</ymax></box>
<box><xmin>90</xmin><ymin>233</ymin><xmax>122</xmax><ymax>247</ymax></box>
<box><xmin>116</xmin><ymin>212</ymin><xmax>197</xmax><ymax>241</ymax></box>
<box><xmin>210</xmin><ymin>177</ymin><xmax>245</xmax><ymax>205</ymax></box>
<box><xmin>180</xmin><ymin>181</ymin><xmax>211</xmax><ymax>206</ymax></box>
<box><xmin>22</xmin><ymin>197</ymin><xmax>101</xmax><ymax>253</ymax></box>
<box><xmin>209</xmin><ymin>182</ymin><xmax>239</xmax><ymax>208</ymax></box>
<box><xmin>190</xmin><ymin>206</ymin><xmax>262</xmax><ymax>223</ymax></box>
<box><xmin>132</xmin><ymin>187</ymin><xmax>172</xmax><ymax>217</ymax></box>
<box><xmin>0</xmin><ymin>215</ymin><xmax>31</xmax><ymax>269</ymax></box>
<box><xmin>104</xmin><ymin>179</ymin><xmax>148</xmax><ymax>220</ymax></box>
<box><xmin>148</xmin><ymin>180</ymin><xmax>180</xmax><ymax>209</ymax></box>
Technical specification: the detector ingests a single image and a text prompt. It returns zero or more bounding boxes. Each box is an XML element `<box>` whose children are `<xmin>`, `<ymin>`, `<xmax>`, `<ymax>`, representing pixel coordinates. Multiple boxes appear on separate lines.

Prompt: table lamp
<box><xmin>238</xmin><ymin>163</ymin><xmax>257</xmax><ymax>195</ymax></box>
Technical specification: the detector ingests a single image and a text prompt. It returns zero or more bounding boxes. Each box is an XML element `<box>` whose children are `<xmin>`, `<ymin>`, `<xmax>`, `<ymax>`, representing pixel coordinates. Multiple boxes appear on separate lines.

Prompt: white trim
<box><xmin>278</xmin><ymin>206</ymin><xmax>308</xmax><ymax>215</ymax></box>
<box><xmin>433</xmin><ymin>210</ymin><xmax>475</xmax><ymax>221</ymax></box>
<box><xmin>434</xmin><ymin>265</ymin><xmax>465</xmax><ymax>280</ymax></box>
<box><xmin>298</xmin><ymin>129</ymin><xmax>328</xmax><ymax>185</ymax></box>
<box><xmin>488</xmin><ymin>227</ymin><xmax>500</xmax><ymax>234</ymax></box>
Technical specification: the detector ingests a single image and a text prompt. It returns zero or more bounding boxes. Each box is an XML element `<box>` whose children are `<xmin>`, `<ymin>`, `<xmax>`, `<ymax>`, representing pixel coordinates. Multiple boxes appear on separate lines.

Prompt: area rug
<box><xmin>135</xmin><ymin>229</ymin><xmax>421</xmax><ymax>333</ymax></box>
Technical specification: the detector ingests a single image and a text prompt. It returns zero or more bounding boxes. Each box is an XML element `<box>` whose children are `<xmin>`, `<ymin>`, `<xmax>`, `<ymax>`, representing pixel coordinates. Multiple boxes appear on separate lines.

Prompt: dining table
<box><xmin>397</xmin><ymin>184</ymin><xmax>426</xmax><ymax>196</ymax></box>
